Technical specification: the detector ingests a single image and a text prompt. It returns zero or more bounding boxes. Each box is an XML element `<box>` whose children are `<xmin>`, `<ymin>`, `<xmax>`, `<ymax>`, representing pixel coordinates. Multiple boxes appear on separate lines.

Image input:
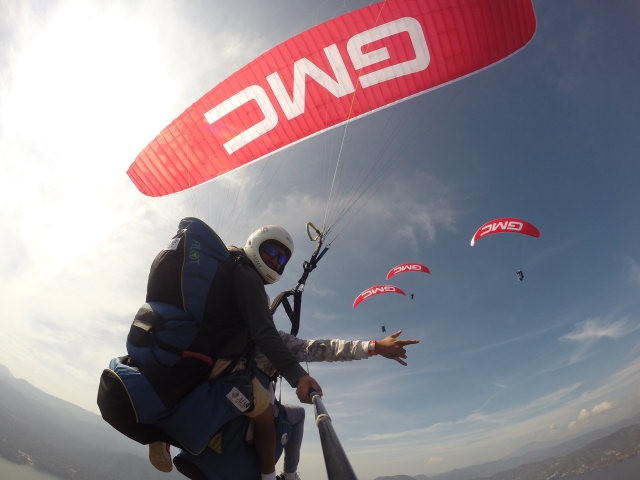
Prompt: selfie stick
<box><xmin>310</xmin><ymin>391</ymin><xmax>358</xmax><ymax>480</ymax></box>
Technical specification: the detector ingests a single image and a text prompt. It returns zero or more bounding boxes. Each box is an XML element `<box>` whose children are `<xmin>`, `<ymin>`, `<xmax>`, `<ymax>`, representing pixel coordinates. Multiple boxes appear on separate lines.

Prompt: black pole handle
<box><xmin>311</xmin><ymin>392</ymin><xmax>358</xmax><ymax>480</ymax></box>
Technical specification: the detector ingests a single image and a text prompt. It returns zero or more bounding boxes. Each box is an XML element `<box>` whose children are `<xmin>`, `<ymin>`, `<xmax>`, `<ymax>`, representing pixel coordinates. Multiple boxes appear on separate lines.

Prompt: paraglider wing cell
<box><xmin>353</xmin><ymin>285</ymin><xmax>406</xmax><ymax>308</ymax></box>
<box><xmin>127</xmin><ymin>0</ymin><xmax>537</xmax><ymax>197</ymax></box>
<box><xmin>470</xmin><ymin>218</ymin><xmax>540</xmax><ymax>246</ymax></box>
<box><xmin>386</xmin><ymin>263</ymin><xmax>430</xmax><ymax>279</ymax></box>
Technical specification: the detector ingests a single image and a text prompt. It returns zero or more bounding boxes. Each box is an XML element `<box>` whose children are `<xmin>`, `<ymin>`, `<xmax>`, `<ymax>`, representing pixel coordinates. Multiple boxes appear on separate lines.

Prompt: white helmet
<box><xmin>245</xmin><ymin>225</ymin><xmax>294</xmax><ymax>284</ymax></box>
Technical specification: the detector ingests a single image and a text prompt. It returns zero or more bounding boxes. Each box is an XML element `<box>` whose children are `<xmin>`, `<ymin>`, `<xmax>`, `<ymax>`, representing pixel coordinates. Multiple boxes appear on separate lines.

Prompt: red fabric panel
<box><xmin>128</xmin><ymin>0</ymin><xmax>537</xmax><ymax>196</ymax></box>
<box><xmin>386</xmin><ymin>263</ymin><xmax>431</xmax><ymax>279</ymax></box>
<box><xmin>470</xmin><ymin>217</ymin><xmax>541</xmax><ymax>246</ymax></box>
<box><xmin>353</xmin><ymin>285</ymin><xmax>407</xmax><ymax>308</ymax></box>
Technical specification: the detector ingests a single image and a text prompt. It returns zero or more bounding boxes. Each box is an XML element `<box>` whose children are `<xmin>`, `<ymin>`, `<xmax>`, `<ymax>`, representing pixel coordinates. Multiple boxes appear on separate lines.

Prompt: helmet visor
<box><xmin>260</xmin><ymin>242</ymin><xmax>289</xmax><ymax>268</ymax></box>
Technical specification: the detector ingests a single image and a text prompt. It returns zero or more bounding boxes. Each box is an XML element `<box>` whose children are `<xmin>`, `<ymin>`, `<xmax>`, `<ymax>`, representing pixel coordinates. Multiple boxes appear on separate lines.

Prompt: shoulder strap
<box><xmin>270</xmin><ymin>237</ymin><xmax>329</xmax><ymax>337</ymax></box>
<box><xmin>269</xmin><ymin>290</ymin><xmax>301</xmax><ymax>336</ymax></box>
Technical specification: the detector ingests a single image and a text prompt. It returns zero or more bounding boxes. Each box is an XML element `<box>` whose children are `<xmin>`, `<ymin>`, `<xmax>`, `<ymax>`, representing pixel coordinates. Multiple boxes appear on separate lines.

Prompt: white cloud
<box><xmin>308</xmin><ymin>284</ymin><xmax>337</xmax><ymax>297</ymax></box>
<box><xmin>355</xmin><ymin>383</ymin><xmax>583</xmax><ymax>443</ymax></box>
<box><xmin>567</xmin><ymin>400</ymin><xmax>617</xmax><ymax>432</ymax></box>
<box><xmin>577</xmin><ymin>408</ymin><xmax>590</xmax><ymax>422</ymax></box>
<box><xmin>625</xmin><ymin>257</ymin><xmax>640</xmax><ymax>286</ymax></box>
<box><xmin>561</xmin><ymin>317</ymin><xmax>636</xmax><ymax>342</ymax></box>
<box><xmin>559</xmin><ymin>317</ymin><xmax>639</xmax><ymax>364</ymax></box>
<box><xmin>311</xmin><ymin>170</ymin><xmax>459</xmax><ymax>270</ymax></box>
<box><xmin>592</xmin><ymin>401</ymin><xmax>615</xmax><ymax>414</ymax></box>
<box><xmin>336</xmin><ymin>357</ymin><xmax>640</xmax><ymax>473</ymax></box>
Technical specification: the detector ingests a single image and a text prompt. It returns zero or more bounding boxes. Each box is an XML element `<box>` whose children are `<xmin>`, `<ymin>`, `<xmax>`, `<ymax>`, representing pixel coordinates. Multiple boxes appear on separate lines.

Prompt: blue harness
<box><xmin>98</xmin><ymin>218</ymin><xmax>256</xmax><ymax>454</ymax></box>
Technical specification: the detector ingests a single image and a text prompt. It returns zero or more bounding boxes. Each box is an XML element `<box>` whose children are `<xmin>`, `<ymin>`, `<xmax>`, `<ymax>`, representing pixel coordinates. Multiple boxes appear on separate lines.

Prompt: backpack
<box><xmin>97</xmin><ymin>217</ymin><xmax>255</xmax><ymax>454</ymax></box>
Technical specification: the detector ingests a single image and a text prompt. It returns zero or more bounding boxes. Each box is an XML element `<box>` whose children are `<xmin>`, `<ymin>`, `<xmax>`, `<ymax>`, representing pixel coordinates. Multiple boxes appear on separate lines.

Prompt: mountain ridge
<box><xmin>372</xmin><ymin>421</ymin><xmax>640</xmax><ymax>480</ymax></box>
<box><xmin>477</xmin><ymin>422</ymin><xmax>640</xmax><ymax>480</ymax></box>
<box><xmin>0</xmin><ymin>363</ymin><xmax>182</xmax><ymax>480</ymax></box>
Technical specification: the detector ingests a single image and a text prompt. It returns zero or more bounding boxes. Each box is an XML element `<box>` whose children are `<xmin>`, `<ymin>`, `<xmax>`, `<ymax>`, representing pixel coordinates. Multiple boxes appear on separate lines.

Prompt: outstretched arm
<box><xmin>271</xmin><ymin>330</ymin><xmax>419</xmax><ymax>365</ymax></box>
<box><xmin>374</xmin><ymin>330</ymin><xmax>420</xmax><ymax>366</ymax></box>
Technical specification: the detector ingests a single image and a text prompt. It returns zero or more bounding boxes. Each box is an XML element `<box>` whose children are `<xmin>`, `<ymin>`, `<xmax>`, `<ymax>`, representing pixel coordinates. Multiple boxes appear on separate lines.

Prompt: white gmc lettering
<box><xmin>480</xmin><ymin>221</ymin><xmax>524</xmax><ymax>237</ymax></box>
<box><xmin>347</xmin><ymin>17</ymin><xmax>430</xmax><ymax>88</ymax></box>
<box><xmin>393</xmin><ymin>264</ymin><xmax>421</xmax><ymax>274</ymax></box>
<box><xmin>204</xmin><ymin>17</ymin><xmax>430</xmax><ymax>154</ymax></box>
<box><xmin>266</xmin><ymin>44</ymin><xmax>355</xmax><ymax>120</ymax></box>
<box><xmin>204</xmin><ymin>85</ymin><xmax>278</xmax><ymax>155</ymax></box>
<box><xmin>508</xmin><ymin>221</ymin><xmax>524</xmax><ymax>231</ymax></box>
<box><xmin>362</xmin><ymin>286</ymin><xmax>396</xmax><ymax>298</ymax></box>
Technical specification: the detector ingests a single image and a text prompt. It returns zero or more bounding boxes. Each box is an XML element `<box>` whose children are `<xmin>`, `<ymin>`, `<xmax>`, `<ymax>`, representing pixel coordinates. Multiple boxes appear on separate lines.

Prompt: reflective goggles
<box><xmin>260</xmin><ymin>242</ymin><xmax>288</xmax><ymax>266</ymax></box>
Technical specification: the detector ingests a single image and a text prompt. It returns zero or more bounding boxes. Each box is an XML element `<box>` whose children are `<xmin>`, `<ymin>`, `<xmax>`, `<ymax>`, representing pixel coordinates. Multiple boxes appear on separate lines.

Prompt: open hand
<box><xmin>376</xmin><ymin>330</ymin><xmax>420</xmax><ymax>366</ymax></box>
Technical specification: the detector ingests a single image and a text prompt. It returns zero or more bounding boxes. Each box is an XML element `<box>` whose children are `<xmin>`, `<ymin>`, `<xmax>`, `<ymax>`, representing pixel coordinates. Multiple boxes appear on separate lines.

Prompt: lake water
<box><xmin>0</xmin><ymin>456</ymin><xmax>63</xmax><ymax>480</ymax></box>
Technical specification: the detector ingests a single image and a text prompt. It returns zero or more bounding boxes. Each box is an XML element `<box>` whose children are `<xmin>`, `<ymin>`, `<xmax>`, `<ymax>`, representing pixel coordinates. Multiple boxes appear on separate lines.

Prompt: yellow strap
<box><xmin>207</xmin><ymin>432</ymin><xmax>223</xmax><ymax>454</ymax></box>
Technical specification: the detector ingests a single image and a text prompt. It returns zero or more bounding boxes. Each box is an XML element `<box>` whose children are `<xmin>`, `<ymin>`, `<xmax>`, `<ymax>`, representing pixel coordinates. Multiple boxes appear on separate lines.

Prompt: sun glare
<box><xmin>3</xmin><ymin>0</ymin><xmax>180</xmax><ymax>280</ymax></box>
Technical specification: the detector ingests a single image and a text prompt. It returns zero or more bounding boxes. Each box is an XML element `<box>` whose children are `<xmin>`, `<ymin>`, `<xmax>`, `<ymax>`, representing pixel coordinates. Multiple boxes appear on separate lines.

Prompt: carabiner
<box><xmin>306</xmin><ymin>222</ymin><xmax>322</xmax><ymax>241</ymax></box>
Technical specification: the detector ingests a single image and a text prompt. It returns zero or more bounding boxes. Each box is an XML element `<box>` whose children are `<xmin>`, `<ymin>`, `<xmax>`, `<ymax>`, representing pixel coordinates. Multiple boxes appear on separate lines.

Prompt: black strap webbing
<box><xmin>270</xmin><ymin>244</ymin><xmax>328</xmax><ymax>337</ymax></box>
<box><xmin>270</xmin><ymin>290</ymin><xmax>301</xmax><ymax>337</ymax></box>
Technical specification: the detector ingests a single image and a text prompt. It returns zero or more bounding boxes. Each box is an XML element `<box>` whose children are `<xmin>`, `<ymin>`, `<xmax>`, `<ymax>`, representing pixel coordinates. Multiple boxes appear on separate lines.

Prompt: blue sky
<box><xmin>1</xmin><ymin>1</ymin><xmax>640</xmax><ymax>479</ymax></box>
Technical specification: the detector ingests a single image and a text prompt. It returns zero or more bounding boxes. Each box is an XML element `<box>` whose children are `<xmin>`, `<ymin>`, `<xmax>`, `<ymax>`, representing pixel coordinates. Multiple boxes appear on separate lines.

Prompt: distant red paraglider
<box><xmin>470</xmin><ymin>218</ymin><xmax>540</xmax><ymax>246</ymax></box>
<box><xmin>386</xmin><ymin>263</ymin><xmax>430</xmax><ymax>280</ymax></box>
<box><xmin>353</xmin><ymin>285</ymin><xmax>406</xmax><ymax>308</ymax></box>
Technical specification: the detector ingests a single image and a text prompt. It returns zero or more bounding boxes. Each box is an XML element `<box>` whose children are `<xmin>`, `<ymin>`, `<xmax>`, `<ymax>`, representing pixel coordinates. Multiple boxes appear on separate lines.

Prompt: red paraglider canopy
<box><xmin>128</xmin><ymin>0</ymin><xmax>537</xmax><ymax>197</ymax></box>
<box><xmin>353</xmin><ymin>285</ymin><xmax>406</xmax><ymax>308</ymax></box>
<box><xmin>386</xmin><ymin>263</ymin><xmax>430</xmax><ymax>280</ymax></box>
<box><xmin>470</xmin><ymin>218</ymin><xmax>540</xmax><ymax>246</ymax></box>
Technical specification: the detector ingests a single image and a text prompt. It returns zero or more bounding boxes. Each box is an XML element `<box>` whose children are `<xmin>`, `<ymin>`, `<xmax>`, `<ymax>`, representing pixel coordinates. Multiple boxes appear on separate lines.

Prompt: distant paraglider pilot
<box><xmin>381</xmin><ymin>325</ymin><xmax>386</xmax><ymax>333</ymax></box>
<box><xmin>516</xmin><ymin>270</ymin><xmax>524</xmax><ymax>281</ymax></box>
<box><xmin>410</xmin><ymin>293</ymin><xmax>414</xmax><ymax>299</ymax></box>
